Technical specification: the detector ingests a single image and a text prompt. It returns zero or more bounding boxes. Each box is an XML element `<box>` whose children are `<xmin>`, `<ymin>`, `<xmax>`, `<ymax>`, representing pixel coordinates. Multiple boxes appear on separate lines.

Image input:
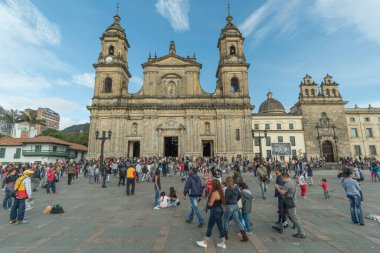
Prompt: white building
<box><xmin>0</xmin><ymin>136</ymin><xmax>87</xmax><ymax>164</ymax></box>
<box><xmin>252</xmin><ymin>92</ymin><xmax>306</xmax><ymax>161</ymax></box>
<box><xmin>11</xmin><ymin>122</ymin><xmax>37</xmax><ymax>138</ymax></box>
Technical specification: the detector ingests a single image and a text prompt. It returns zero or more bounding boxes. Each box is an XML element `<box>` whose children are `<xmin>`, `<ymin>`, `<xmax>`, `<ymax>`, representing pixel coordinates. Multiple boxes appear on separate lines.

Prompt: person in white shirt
<box><xmin>298</xmin><ymin>171</ymin><xmax>307</xmax><ymax>198</ymax></box>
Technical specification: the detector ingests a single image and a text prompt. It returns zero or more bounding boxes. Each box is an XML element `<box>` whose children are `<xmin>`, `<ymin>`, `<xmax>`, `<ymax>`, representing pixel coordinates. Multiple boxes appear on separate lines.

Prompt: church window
<box><xmin>311</xmin><ymin>89</ymin><xmax>315</xmax><ymax>96</ymax></box>
<box><xmin>230</xmin><ymin>77</ymin><xmax>240</xmax><ymax>92</ymax></box>
<box><xmin>289</xmin><ymin>123</ymin><xmax>294</xmax><ymax>130</ymax></box>
<box><xmin>205</xmin><ymin>122</ymin><xmax>210</xmax><ymax>135</ymax></box>
<box><xmin>132</xmin><ymin>123</ymin><xmax>137</xmax><ymax>136</ymax></box>
<box><xmin>104</xmin><ymin>77</ymin><xmax>112</xmax><ymax>92</ymax></box>
<box><xmin>109</xmin><ymin>46</ymin><xmax>114</xmax><ymax>55</ymax></box>
<box><xmin>235</xmin><ymin>129</ymin><xmax>240</xmax><ymax>141</ymax></box>
<box><xmin>326</xmin><ymin>89</ymin><xmax>330</xmax><ymax>97</ymax></box>
<box><xmin>332</xmin><ymin>89</ymin><xmax>336</xmax><ymax>97</ymax></box>
<box><xmin>230</xmin><ymin>45</ymin><xmax>236</xmax><ymax>55</ymax></box>
<box><xmin>305</xmin><ymin>89</ymin><xmax>309</xmax><ymax>96</ymax></box>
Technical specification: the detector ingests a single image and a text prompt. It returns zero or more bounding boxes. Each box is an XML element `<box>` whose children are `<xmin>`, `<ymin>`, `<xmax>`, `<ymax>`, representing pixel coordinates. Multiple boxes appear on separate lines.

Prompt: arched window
<box><xmin>109</xmin><ymin>46</ymin><xmax>114</xmax><ymax>55</ymax></box>
<box><xmin>230</xmin><ymin>45</ymin><xmax>236</xmax><ymax>55</ymax></box>
<box><xmin>332</xmin><ymin>89</ymin><xmax>336</xmax><ymax>97</ymax></box>
<box><xmin>104</xmin><ymin>77</ymin><xmax>112</xmax><ymax>92</ymax></box>
<box><xmin>326</xmin><ymin>89</ymin><xmax>330</xmax><ymax>97</ymax></box>
<box><xmin>311</xmin><ymin>89</ymin><xmax>315</xmax><ymax>96</ymax></box>
<box><xmin>230</xmin><ymin>77</ymin><xmax>240</xmax><ymax>92</ymax></box>
<box><xmin>205</xmin><ymin>122</ymin><xmax>210</xmax><ymax>135</ymax></box>
<box><xmin>305</xmin><ymin>89</ymin><xmax>309</xmax><ymax>96</ymax></box>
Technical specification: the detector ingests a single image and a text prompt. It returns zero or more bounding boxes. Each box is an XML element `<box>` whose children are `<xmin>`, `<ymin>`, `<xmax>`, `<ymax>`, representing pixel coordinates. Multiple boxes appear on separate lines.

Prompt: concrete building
<box><xmin>0</xmin><ymin>136</ymin><xmax>87</xmax><ymax>164</ymax></box>
<box><xmin>87</xmin><ymin>9</ymin><xmax>254</xmax><ymax>159</ymax></box>
<box><xmin>36</xmin><ymin>107</ymin><xmax>60</xmax><ymax>133</ymax></box>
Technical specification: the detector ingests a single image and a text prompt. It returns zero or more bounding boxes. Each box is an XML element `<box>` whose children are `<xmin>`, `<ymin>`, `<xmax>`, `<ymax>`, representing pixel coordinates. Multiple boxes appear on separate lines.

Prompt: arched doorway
<box><xmin>322</xmin><ymin>140</ymin><xmax>334</xmax><ymax>162</ymax></box>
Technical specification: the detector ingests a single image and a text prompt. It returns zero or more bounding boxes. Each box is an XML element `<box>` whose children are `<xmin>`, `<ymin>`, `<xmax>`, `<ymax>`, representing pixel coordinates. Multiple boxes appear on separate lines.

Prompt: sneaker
<box><xmin>293</xmin><ymin>233</ymin><xmax>306</xmax><ymax>238</ymax></box>
<box><xmin>153</xmin><ymin>206</ymin><xmax>160</xmax><ymax>210</ymax></box>
<box><xmin>198</xmin><ymin>223</ymin><xmax>205</xmax><ymax>228</ymax></box>
<box><xmin>16</xmin><ymin>220</ymin><xmax>28</xmax><ymax>224</ymax></box>
<box><xmin>360</xmin><ymin>223</ymin><xmax>365</xmax><ymax>226</ymax></box>
<box><xmin>217</xmin><ymin>243</ymin><xmax>226</xmax><ymax>249</ymax></box>
<box><xmin>196</xmin><ymin>241</ymin><xmax>207</xmax><ymax>248</ymax></box>
<box><xmin>186</xmin><ymin>220</ymin><xmax>192</xmax><ymax>224</ymax></box>
<box><xmin>9</xmin><ymin>220</ymin><xmax>16</xmax><ymax>224</ymax></box>
<box><xmin>247</xmin><ymin>231</ymin><xmax>253</xmax><ymax>235</ymax></box>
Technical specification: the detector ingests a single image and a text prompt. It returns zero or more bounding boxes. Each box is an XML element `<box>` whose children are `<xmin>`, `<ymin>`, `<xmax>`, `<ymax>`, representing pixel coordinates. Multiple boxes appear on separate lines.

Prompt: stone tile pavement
<box><xmin>0</xmin><ymin>170</ymin><xmax>379</xmax><ymax>253</ymax></box>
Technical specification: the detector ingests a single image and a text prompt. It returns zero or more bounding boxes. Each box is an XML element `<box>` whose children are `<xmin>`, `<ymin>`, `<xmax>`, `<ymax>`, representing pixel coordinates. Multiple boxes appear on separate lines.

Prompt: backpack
<box><xmin>50</xmin><ymin>204</ymin><xmax>64</xmax><ymax>214</ymax></box>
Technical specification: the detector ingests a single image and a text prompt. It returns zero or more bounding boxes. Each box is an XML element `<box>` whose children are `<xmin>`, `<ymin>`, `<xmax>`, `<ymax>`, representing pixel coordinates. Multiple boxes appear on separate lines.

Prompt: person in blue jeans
<box><xmin>196</xmin><ymin>179</ymin><xmax>226</xmax><ymax>249</ymax></box>
<box><xmin>240</xmin><ymin>182</ymin><xmax>253</xmax><ymax>234</ymax></box>
<box><xmin>342</xmin><ymin>170</ymin><xmax>364</xmax><ymax>225</ymax></box>
<box><xmin>223</xmin><ymin>177</ymin><xmax>248</xmax><ymax>242</ymax></box>
<box><xmin>184</xmin><ymin>167</ymin><xmax>205</xmax><ymax>227</ymax></box>
<box><xmin>153</xmin><ymin>169</ymin><xmax>161</xmax><ymax>210</ymax></box>
<box><xmin>3</xmin><ymin>169</ymin><xmax>17</xmax><ymax>210</ymax></box>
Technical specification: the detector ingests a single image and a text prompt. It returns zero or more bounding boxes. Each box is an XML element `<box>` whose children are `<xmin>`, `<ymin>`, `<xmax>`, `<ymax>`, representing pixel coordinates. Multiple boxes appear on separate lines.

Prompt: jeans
<box><xmin>10</xmin><ymin>198</ymin><xmax>26</xmax><ymax>221</ymax></box>
<box><xmin>374</xmin><ymin>172</ymin><xmax>380</xmax><ymax>182</ymax></box>
<box><xmin>205</xmin><ymin>206</ymin><xmax>224</xmax><ymax>240</ymax></box>
<box><xmin>260</xmin><ymin>182</ymin><xmax>267</xmax><ymax>198</ymax></box>
<box><xmin>223</xmin><ymin>204</ymin><xmax>245</xmax><ymax>231</ymax></box>
<box><xmin>154</xmin><ymin>186</ymin><xmax>160</xmax><ymax>207</ymax></box>
<box><xmin>242</xmin><ymin>212</ymin><xmax>253</xmax><ymax>232</ymax></box>
<box><xmin>188</xmin><ymin>197</ymin><xmax>205</xmax><ymax>224</ymax></box>
<box><xmin>184</xmin><ymin>170</ymin><xmax>189</xmax><ymax>180</ymax></box>
<box><xmin>3</xmin><ymin>188</ymin><xmax>13</xmax><ymax>209</ymax></box>
<box><xmin>347</xmin><ymin>195</ymin><xmax>363</xmax><ymax>224</ymax></box>
<box><xmin>126</xmin><ymin>178</ymin><xmax>135</xmax><ymax>195</ymax></box>
<box><xmin>46</xmin><ymin>180</ymin><xmax>56</xmax><ymax>193</ymax></box>
<box><xmin>32</xmin><ymin>178</ymin><xmax>40</xmax><ymax>191</ymax></box>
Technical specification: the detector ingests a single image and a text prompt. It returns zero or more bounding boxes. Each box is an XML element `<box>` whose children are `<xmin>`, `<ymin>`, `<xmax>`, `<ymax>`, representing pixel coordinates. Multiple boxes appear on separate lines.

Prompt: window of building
<box><xmin>278</xmin><ymin>136</ymin><xmax>283</xmax><ymax>143</ymax></box>
<box><xmin>104</xmin><ymin>77</ymin><xmax>112</xmax><ymax>93</ymax></box>
<box><xmin>332</xmin><ymin>89</ymin><xmax>336</xmax><ymax>97</ymax></box>
<box><xmin>350</xmin><ymin>117</ymin><xmax>356</xmax><ymax>122</ymax></box>
<box><xmin>254</xmin><ymin>137</ymin><xmax>260</xmax><ymax>146</ymax></box>
<box><xmin>354</xmin><ymin>145</ymin><xmax>361</xmax><ymax>156</ymax></box>
<box><xmin>235</xmin><ymin>129</ymin><xmax>240</xmax><ymax>141</ymax></box>
<box><xmin>230</xmin><ymin>77</ymin><xmax>240</xmax><ymax>92</ymax></box>
<box><xmin>13</xmin><ymin>148</ymin><xmax>21</xmax><ymax>159</ymax></box>
<box><xmin>35</xmin><ymin>145</ymin><xmax>42</xmax><ymax>152</ymax></box>
<box><xmin>290</xmin><ymin>136</ymin><xmax>296</xmax><ymax>146</ymax></box>
<box><xmin>0</xmin><ymin>148</ymin><xmax>6</xmax><ymax>158</ymax></box>
<box><xmin>289</xmin><ymin>123</ymin><xmax>294</xmax><ymax>130</ymax></box>
<box><xmin>205</xmin><ymin>122</ymin><xmax>210</xmax><ymax>135</ymax></box>
<box><xmin>266</xmin><ymin>136</ymin><xmax>271</xmax><ymax>146</ymax></box>
<box><xmin>311</xmin><ymin>89</ymin><xmax>315</xmax><ymax>96</ymax></box>
<box><xmin>292</xmin><ymin>150</ymin><xmax>297</xmax><ymax>157</ymax></box>
<box><xmin>109</xmin><ymin>45</ymin><xmax>114</xmax><ymax>55</ymax></box>
<box><xmin>266</xmin><ymin>150</ymin><xmax>272</xmax><ymax>158</ymax></box>
<box><xmin>277</xmin><ymin>123</ymin><xmax>282</xmax><ymax>130</ymax></box>
<box><xmin>351</xmin><ymin>128</ymin><xmax>358</xmax><ymax>137</ymax></box>
<box><xmin>265</xmin><ymin>123</ymin><xmax>270</xmax><ymax>130</ymax></box>
<box><xmin>254</xmin><ymin>123</ymin><xmax>259</xmax><ymax>130</ymax></box>
<box><xmin>369</xmin><ymin>145</ymin><xmax>377</xmax><ymax>155</ymax></box>
<box><xmin>52</xmin><ymin>146</ymin><xmax>57</xmax><ymax>152</ymax></box>
<box><xmin>378</xmin><ymin>117</ymin><xmax>380</xmax><ymax>122</ymax></box>
<box><xmin>366</xmin><ymin>128</ymin><xmax>373</xmax><ymax>137</ymax></box>
<box><xmin>364</xmin><ymin>117</ymin><xmax>370</xmax><ymax>122</ymax></box>
<box><xmin>305</xmin><ymin>89</ymin><xmax>309</xmax><ymax>96</ymax></box>
<box><xmin>230</xmin><ymin>45</ymin><xmax>236</xmax><ymax>55</ymax></box>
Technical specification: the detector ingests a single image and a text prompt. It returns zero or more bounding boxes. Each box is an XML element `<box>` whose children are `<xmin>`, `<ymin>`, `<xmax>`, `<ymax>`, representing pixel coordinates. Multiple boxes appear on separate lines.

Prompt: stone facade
<box><xmin>87</xmin><ymin>11</ymin><xmax>254</xmax><ymax>159</ymax></box>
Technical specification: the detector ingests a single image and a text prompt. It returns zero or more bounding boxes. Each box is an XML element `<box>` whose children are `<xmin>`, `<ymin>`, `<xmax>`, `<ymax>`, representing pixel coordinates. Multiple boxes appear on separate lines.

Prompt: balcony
<box><xmin>22</xmin><ymin>150</ymin><xmax>69</xmax><ymax>157</ymax></box>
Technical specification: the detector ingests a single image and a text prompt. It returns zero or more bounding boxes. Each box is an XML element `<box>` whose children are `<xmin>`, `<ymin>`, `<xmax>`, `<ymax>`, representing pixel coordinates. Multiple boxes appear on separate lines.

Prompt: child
<box><xmin>169</xmin><ymin>187</ymin><xmax>180</xmax><ymax>206</ymax></box>
<box><xmin>320</xmin><ymin>179</ymin><xmax>329</xmax><ymax>199</ymax></box>
<box><xmin>158</xmin><ymin>192</ymin><xmax>170</xmax><ymax>208</ymax></box>
<box><xmin>240</xmin><ymin>182</ymin><xmax>253</xmax><ymax>234</ymax></box>
<box><xmin>298</xmin><ymin>171</ymin><xmax>307</xmax><ymax>198</ymax></box>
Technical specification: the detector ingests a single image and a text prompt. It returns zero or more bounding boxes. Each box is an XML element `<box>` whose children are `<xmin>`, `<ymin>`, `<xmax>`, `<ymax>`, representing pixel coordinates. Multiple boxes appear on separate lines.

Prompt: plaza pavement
<box><xmin>0</xmin><ymin>170</ymin><xmax>379</xmax><ymax>253</ymax></box>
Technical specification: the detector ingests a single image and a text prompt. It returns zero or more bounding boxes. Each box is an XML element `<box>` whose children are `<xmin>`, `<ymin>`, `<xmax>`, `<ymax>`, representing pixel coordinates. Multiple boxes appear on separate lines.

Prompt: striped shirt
<box><xmin>342</xmin><ymin>178</ymin><xmax>361</xmax><ymax>196</ymax></box>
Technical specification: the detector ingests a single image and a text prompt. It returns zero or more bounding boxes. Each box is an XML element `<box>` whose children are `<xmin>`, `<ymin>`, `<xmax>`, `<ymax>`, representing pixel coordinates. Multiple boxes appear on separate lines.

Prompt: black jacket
<box><xmin>225</xmin><ymin>187</ymin><xmax>241</xmax><ymax>205</ymax></box>
<box><xmin>183</xmin><ymin>173</ymin><xmax>202</xmax><ymax>197</ymax></box>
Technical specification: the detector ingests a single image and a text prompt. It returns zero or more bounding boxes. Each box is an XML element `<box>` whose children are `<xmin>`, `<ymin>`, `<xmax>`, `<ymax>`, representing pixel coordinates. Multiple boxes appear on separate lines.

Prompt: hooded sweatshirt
<box><xmin>241</xmin><ymin>189</ymin><xmax>253</xmax><ymax>214</ymax></box>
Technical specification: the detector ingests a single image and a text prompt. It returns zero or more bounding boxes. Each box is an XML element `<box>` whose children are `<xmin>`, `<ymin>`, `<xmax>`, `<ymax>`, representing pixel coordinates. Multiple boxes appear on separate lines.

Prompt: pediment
<box><xmin>142</xmin><ymin>54</ymin><xmax>201</xmax><ymax>67</ymax></box>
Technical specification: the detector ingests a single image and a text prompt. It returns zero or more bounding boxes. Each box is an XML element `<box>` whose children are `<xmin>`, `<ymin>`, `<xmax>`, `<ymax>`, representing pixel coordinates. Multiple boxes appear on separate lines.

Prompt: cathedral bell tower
<box><xmin>92</xmin><ymin>4</ymin><xmax>131</xmax><ymax>104</ymax></box>
<box><xmin>216</xmin><ymin>6</ymin><xmax>250</xmax><ymax>98</ymax></box>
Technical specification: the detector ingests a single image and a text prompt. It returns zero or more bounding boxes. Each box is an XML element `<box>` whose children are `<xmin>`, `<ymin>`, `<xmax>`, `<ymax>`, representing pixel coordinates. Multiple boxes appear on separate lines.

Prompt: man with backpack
<box><xmin>183</xmin><ymin>167</ymin><xmax>205</xmax><ymax>227</ymax></box>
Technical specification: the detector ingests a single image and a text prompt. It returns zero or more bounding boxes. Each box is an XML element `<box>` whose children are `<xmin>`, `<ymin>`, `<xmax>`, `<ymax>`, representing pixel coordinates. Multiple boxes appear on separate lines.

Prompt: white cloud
<box><xmin>155</xmin><ymin>0</ymin><xmax>190</xmax><ymax>32</ymax></box>
<box><xmin>130</xmin><ymin>76</ymin><xmax>143</xmax><ymax>87</ymax></box>
<box><xmin>72</xmin><ymin>72</ymin><xmax>95</xmax><ymax>88</ymax></box>
<box><xmin>60</xmin><ymin>117</ymin><xmax>88</xmax><ymax>130</ymax></box>
<box><xmin>239</xmin><ymin>0</ymin><xmax>380</xmax><ymax>44</ymax></box>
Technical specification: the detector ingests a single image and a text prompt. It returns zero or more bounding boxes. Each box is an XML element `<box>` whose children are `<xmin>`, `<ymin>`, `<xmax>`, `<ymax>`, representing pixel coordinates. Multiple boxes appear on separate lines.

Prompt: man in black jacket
<box><xmin>183</xmin><ymin>167</ymin><xmax>205</xmax><ymax>227</ymax></box>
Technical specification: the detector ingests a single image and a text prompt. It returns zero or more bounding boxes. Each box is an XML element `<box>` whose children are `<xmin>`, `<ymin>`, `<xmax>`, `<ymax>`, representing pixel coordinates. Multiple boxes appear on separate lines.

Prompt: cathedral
<box><xmin>87</xmin><ymin>9</ymin><xmax>254</xmax><ymax>159</ymax></box>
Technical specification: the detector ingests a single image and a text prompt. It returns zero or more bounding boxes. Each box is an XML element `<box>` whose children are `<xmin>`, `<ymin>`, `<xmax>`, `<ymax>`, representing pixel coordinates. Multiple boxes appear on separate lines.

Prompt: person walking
<box><xmin>32</xmin><ymin>165</ymin><xmax>42</xmax><ymax>192</ymax></box>
<box><xmin>298</xmin><ymin>171</ymin><xmax>307</xmax><ymax>198</ymax></box>
<box><xmin>257</xmin><ymin>164</ymin><xmax>268</xmax><ymax>199</ymax></box>
<box><xmin>275</xmin><ymin>173</ymin><xmax>306</xmax><ymax>238</ymax></box>
<box><xmin>153</xmin><ymin>169</ymin><xmax>161</xmax><ymax>210</ymax></box>
<box><xmin>223</xmin><ymin>176</ymin><xmax>248</xmax><ymax>242</ymax></box>
<box><xmin>196</xmin><ymin>179</ymin><xmax>226</xmax><ymax>249</ymax></box>
<box><xmin>3</xmin><ymin>169</ymin><xmax>17</xmax><ymax>210</ymax></box>
<box><xmin>9</xmin><ymin>169</ymin><xmax>33</xmax><ymax>224</ymax></box>
<box><xmin>232</xmin><ymin>165</ymin><xmax>244</xmax><ymax>186</ymax></box>
<box><xmin>342</xmin><ymin>170</ymin><xmax>364</xmax><ymax>225</ymax></box>
<box><xmin>240</xmin><ymin>182</ymin><xmax>253</xmax><ymax>234</ymax></box>
<box><xmin>118</xmin><ymin>163</ymin><xmax>126</xmax><ymax>186</ymax></box>
<box><xmin>67</xmin><ymin>161</ymin><xmax>75</xmax><ymax>185</ymax></box>
<box><xmin>274</xmin><ymin>167</ymin><xmax>287</xmax><ymax>227</ymax></box>
<box><xmin>184</xmin><ymin>167</ymin><xmax>205</xmax><ymax>227</ymax></box>
<box><xmin>46</xmin><ymin>165</ymin><xmax>56</xmax><ymax>194</ymax></box>
<box><xmin>126</xmin><ymin>162</ymin><xmax>136</xmax><ymax>196</ymax></box>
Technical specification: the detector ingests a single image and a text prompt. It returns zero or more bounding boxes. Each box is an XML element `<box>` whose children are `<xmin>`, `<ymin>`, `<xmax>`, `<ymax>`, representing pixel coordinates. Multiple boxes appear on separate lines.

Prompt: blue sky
<box><xmin>1</xmin><ymin>0</ymin><xmax>380</xmax><ymax>129</ymax></box>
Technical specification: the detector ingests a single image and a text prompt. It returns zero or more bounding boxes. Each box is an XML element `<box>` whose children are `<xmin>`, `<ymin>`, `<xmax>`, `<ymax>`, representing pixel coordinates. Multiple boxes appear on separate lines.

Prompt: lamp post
<box><xmin>95</xmin><ymin>129</ymin><xmax>112</xmax><ymax>188</ymax></box>
<box><xmin>251</xmin><ymin>129</ymin><xmax>268</xmax><ymax>163</ymax></box>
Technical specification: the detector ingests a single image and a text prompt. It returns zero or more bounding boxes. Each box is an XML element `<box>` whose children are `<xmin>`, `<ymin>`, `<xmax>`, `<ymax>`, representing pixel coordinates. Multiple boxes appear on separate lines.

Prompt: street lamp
<box><xmin>95</xmin><ymin>129</ymin><xmax>112</xmax><ymax>188</ymax></box>
<box><xmin>251</xmin><ymin>128</ymin><xmax>268</xmax><ymax>163</ymax></box>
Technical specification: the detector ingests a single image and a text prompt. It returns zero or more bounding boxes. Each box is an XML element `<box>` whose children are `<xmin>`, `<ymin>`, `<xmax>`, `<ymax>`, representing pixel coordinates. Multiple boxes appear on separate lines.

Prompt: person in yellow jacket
<box><xmin>9</xmin><ymin>169</ymin><xmax>34</xmax><ymax>224</ymax></box>
<box><xmin>126</xmin><ymin>162</ymin><xmax>136</xmax><ymax>196</ymax></box>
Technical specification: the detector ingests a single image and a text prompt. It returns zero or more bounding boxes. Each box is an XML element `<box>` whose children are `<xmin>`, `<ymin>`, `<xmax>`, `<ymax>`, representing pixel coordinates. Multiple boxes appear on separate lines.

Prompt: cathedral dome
<box><xmin>258</xmin><ymin>92</ymin><xmax>286</xmax><ymax>114</ymax></box>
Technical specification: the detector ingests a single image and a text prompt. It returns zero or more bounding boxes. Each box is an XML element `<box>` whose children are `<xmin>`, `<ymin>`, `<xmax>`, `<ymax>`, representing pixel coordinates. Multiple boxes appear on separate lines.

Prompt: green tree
<box><xmin>41</xmin><ymin>128</ymin><xmax>65</xmax><ymax>139</ymax></box>
<box><xmin>19</xmin><ymin>109</ymin><xmax>46</xmax><ymax>137</ymax></box>
<box><xmin>0</xmin><ymin>109</ymin><xmax>21</xmax><ymax>136</ymax></box>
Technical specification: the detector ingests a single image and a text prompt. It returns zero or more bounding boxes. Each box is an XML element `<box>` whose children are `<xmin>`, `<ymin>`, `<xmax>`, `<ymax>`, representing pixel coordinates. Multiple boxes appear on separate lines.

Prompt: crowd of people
<box><xmin>1</xmin><ymin>155</ymin><xmax>378</xmax><ymax>249</ymax></box>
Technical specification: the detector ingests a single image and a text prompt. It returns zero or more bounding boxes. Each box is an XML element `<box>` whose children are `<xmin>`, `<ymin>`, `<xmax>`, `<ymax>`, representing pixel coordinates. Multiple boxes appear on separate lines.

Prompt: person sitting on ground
<box><xmin>158</xmin><ymin>192</ymin><xmax>170</xmax><ymax>208</ymax></box>
<box><xmin>169</xmin><ymin>187</ymin><xmax>180</xmax><ymax>206</ymax></box>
